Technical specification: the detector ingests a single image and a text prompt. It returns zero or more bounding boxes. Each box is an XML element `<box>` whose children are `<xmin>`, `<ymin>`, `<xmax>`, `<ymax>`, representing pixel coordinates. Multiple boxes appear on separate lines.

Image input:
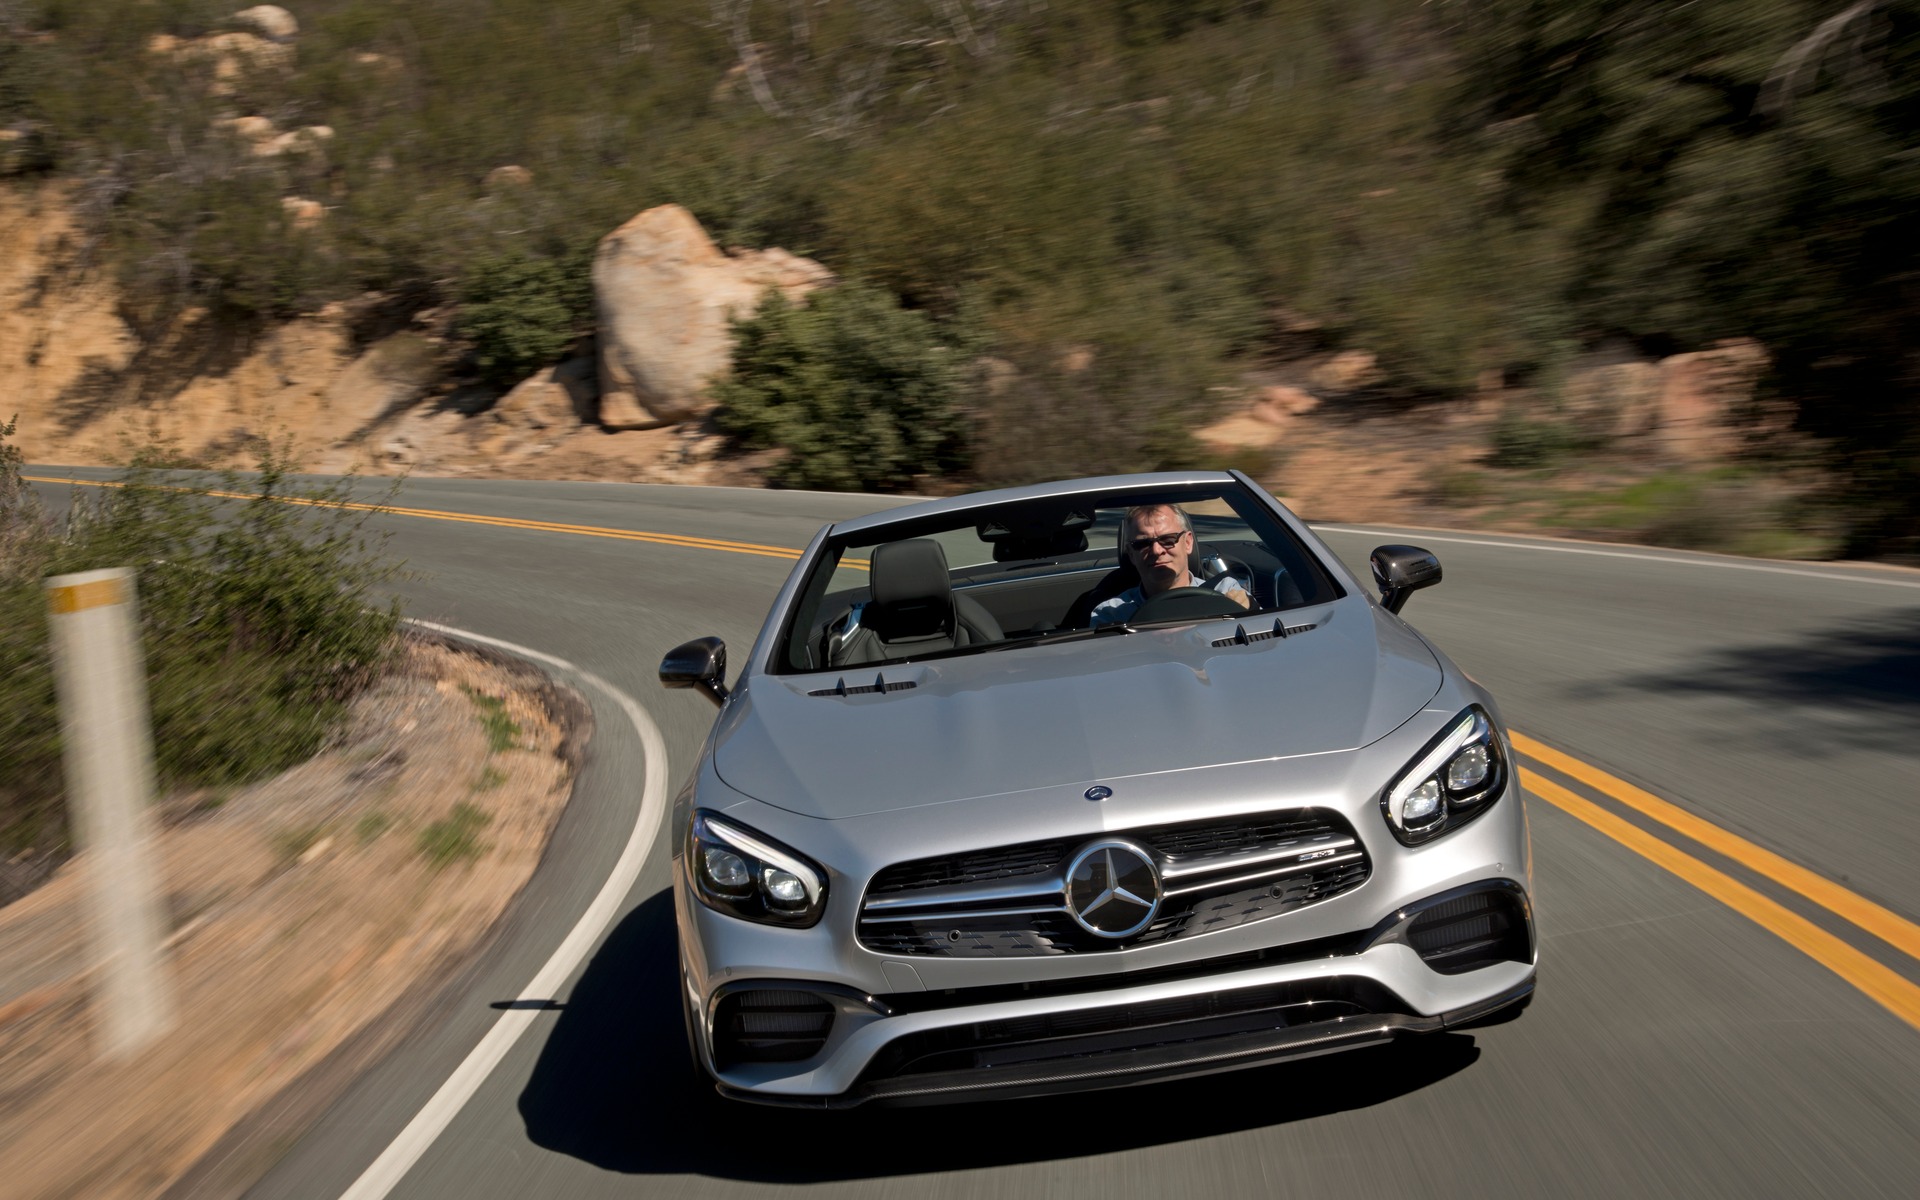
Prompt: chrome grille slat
<box><xmin>862</xmin><ymin>874</ymin><xmax>1066</xmax><ymax>912</ymax></box>
<box><xmin>861</xmin><ymin>905</ymin><xmax>1068</xmax><ymax>923</ymax></box>
<box><xmin>1161</xmin><ymin>849</ymin><xmax>1367</xmax><ymax>897</ymax></box>
<box><xmin>1160</xmin><ymin>835</ymin><xmax>1356</xmax><ymax>880</ymax></box>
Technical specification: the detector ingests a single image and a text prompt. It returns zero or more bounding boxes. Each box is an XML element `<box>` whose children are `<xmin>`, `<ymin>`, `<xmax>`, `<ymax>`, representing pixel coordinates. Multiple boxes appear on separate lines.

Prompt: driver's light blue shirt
<box><xmin>1090</xmin><ymin>571</ymin><xmax>1251</xmax><ymax>627</ymax></box>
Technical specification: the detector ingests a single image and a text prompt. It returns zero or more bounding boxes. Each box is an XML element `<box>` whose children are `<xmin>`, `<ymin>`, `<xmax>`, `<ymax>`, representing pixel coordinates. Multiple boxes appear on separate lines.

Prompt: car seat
<box><xmin>829</xmin><ymin>539</ymin><xmax>1004</xmax><ymax>666</ymax></box>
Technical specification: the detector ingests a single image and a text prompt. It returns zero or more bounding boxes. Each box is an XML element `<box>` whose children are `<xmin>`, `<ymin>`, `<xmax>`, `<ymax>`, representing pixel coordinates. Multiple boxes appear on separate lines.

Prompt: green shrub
<box><xmin>417</xmin><ymin>802</ymin><xmax>490</xmax><ymax>868</ymax></box>
<box><xmin>457</xmin><ymin>252</ymin><xmax>587</xmax><ymax>386</ymax></box>
<box><xmin>712</xmin><ymin>284</ymin><xmax>974</xmax><ymax>491</ymax></box>
<box><xmin>0</xmin><ymin>428</ymin><xmax>401</xmax><ymax>860</ymax></box>
<box><xmin>354</xmin><ymin>809</ymin><xmax>393</xmax><ymax>844</ymax></box>
<box><xmin>1487</xmin><ymin>409</ymin><xmax>1588</xmax><ymax>471</ymax></box>
<box><xmin>461</xmin><ymin>685</ymin><xmax>520</xmax><ymax>753</ymax></box>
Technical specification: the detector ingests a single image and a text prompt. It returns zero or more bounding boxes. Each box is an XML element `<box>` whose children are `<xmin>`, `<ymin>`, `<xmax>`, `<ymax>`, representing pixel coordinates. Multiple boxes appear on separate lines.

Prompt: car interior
<box><xmin>782</xmin><ymin>490</ymin><xmax>1340</xmax><ymax>672</ymax></box>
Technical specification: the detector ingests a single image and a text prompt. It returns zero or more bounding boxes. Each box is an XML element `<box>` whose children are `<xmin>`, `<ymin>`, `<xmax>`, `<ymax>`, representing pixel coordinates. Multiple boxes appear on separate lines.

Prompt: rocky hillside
<box><xmin>1</xmin><ymin>184</ymin><xmax>793</xmax><ymax>485</ymax></box>
<box><xmin>3</xmin><ymin>1</ymin><xmax>1910</xmax><ymax>552</ymax></box>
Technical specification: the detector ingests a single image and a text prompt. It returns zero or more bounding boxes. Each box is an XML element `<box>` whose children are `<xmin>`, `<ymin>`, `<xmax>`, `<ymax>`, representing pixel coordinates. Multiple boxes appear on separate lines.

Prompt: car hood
<box><xmin>711</xmin><ymin>601</ymin><xmax>1443</xmax><ymax>820</ymax></box>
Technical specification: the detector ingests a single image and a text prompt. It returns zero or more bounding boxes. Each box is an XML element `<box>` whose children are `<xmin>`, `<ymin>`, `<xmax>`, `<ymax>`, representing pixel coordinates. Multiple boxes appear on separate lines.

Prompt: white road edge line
<box><xmin>1310</xmin><ymin>524</ymin><xmax>1920</xmax><ymax>589</ymax></box>
<box><xmin>337</xmin><ymin>619</ymin><xmax>671</xmax><ymax>1200</ymax></box>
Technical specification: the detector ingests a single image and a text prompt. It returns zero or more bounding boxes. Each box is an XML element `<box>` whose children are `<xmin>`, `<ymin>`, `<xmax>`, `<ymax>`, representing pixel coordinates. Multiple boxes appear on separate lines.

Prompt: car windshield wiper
<box><xmin>982</xmin><ymin>622</ymin><xmax>1138</xmax><ymax>651</ymax></box>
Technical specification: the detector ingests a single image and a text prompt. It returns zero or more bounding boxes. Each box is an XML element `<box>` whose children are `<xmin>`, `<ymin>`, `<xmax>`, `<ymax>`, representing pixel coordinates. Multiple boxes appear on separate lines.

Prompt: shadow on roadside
<box><xmin>1595</xmin><ymin>607</ymin><xmax>1920</xmax><ymax>757</ymax></box>
<box><xmin>518</xmin><ymin>889</ymin><xmax>1482</xmax><ymax>1180</ymax></box>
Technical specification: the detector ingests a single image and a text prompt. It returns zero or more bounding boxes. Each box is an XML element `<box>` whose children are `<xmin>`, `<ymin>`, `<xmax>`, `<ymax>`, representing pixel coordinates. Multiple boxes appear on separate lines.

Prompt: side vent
<box><xmin>1213</xmin><ymin>618</ymin><xmax>1318</xmax><ymax>648</ymax></box>
<box><xmin>809</xmin><ymin>674</ymin><xmax>918</xmax><ymax>697</ymax></box>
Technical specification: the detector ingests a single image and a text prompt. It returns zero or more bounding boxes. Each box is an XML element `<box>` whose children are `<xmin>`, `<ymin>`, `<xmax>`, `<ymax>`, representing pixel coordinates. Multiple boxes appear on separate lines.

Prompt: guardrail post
<box><xmin>44</xmin><ymin>566</ymin><xmax>175</xmax><ymax>1058</ymax></box>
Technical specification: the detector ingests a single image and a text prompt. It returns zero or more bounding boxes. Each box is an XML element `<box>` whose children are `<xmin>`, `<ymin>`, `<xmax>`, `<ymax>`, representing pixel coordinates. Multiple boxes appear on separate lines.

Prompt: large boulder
<box><xmin>592</xmin><ymin>204</ymin><xmax>832</xmax><ymax>429</ymax></box>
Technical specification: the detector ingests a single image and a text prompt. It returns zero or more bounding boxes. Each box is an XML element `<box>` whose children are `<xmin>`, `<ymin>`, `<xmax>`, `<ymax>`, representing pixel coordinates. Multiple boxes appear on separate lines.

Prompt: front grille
<box><xmin>858</xmin><ymin>810</ymin><xmax>1370</xmax><ymax>957</ymax></box>
<box><xmin>1407</xmin><ymin>889</ymin><xmax>1531</xmax><ymax>974</ymax></box>
<box><xmin>711</xmin><ymin>989</ymin><xmax>835</xmax><ymax>1068</ymax></box>
<box><xmin>860</xmin><ymin>976</ymin><xmax>1404</xmax><ymax>1082</ymax></box>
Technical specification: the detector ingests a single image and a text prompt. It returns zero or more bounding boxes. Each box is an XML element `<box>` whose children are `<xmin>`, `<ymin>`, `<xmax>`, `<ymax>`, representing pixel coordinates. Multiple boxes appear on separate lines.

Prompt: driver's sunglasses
<box><xmin>1127</xmin><ymin>532</ymin><xmax>1187</xmax><ymax>554</ymax></box>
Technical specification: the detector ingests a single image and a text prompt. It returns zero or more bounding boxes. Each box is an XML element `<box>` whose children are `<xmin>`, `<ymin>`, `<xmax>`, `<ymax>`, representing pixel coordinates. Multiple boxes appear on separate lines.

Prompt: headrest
<box><xmin>977</xmin><ymin>504</ymin><xmax>1094</xmax><ymax>563</ymax></box>
<box><xmin>868</xmin><ymin>539</ymin><xmax>954</xmax><ymax>641</ymax></box>
<box><xmin>992</xmin><ymin>530</ymin><xmax>1088</xmax><ymax>563</ymax></box>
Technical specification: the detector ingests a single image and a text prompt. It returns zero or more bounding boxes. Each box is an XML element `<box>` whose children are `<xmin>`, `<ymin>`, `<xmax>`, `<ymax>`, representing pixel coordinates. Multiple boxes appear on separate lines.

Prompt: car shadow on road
<box><xmin>518</xmin><ymin>889</ymin><xmax>1481</xmax><ymax>1180</ymax></box>
<box><xmin>1590</xmin><ymin>606</ymin><xmax>1920</xmax><ymax>757</ymax></box>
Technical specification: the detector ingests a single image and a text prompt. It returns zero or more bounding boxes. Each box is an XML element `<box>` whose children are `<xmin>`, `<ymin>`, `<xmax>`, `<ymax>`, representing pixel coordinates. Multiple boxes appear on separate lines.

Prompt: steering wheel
<box><xmin>1130</xmin><ymin>586</ymin><xmax>1248</xmax><ymax>625</ymax></box>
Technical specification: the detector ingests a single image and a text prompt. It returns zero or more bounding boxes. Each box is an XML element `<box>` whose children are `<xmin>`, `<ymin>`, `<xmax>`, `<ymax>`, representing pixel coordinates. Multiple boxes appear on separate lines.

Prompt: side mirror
<box><xmin>660</xmin><ymin>636</ymin><xmax>729</xmax><ymax>707</ymax></box>
<box><xmin>1370</xmin><ymin>545</ymin><xmax>1442</xmax><ymax>614</ymax></box>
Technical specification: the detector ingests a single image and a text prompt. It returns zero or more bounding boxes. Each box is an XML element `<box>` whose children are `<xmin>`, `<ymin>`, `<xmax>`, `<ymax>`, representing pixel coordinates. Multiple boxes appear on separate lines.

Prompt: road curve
<box><xmin>25</xmin><ymin>469</ymin><xmax>1920</xmax><ymax>1200</ymax></box>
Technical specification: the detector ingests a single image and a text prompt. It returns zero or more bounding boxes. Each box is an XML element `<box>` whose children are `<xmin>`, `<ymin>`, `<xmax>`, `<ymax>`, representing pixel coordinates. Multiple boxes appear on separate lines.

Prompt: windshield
<box><xmin>775</xmin><ymin>483</ymin><xmax>1343</xmax><ymax>673</ymax></box>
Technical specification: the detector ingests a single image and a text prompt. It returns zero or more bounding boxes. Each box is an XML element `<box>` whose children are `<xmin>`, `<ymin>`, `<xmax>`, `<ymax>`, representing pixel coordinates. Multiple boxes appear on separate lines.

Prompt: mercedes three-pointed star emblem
<box><xmin>1064</xmin><ymin>840</ymin><xmax>1161</xmax><ymax>939</ymax></box>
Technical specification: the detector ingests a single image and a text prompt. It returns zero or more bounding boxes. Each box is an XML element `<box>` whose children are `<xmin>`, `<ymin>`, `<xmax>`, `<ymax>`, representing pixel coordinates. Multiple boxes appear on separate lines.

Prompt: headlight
<box><xmin>1379</xmin><ymin>706</ymin><xmax>1509</xmax><ymax>845</ymax></box>
<box><xmin>687</xmin><ymin>811</ymin><xmax>829</xmax><ymax>927</ymax></box>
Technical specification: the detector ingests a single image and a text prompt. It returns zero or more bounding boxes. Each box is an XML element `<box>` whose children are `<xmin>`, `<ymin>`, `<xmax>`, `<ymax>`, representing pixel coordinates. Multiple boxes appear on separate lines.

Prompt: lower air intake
<box><xmin>712</xmin><ymin>989</ymin><xmax>835</xmax><ymax>1067</ymax></box>
<box><xmin>1407</xmin><ymin>889</ymin><xmax>1531</xmax><ymax>974</ymax></box>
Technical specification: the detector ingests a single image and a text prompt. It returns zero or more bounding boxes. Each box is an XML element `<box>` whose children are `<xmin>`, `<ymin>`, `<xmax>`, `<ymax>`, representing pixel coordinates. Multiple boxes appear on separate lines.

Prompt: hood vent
<box><xmin>1213</xmin><ymin>618</ymin><xmax>1319</xmax><ymax>648</ymax></box>
<box><xmin>809</xmin><ymin>673</ymin><xmax>918</xmax><ymax>697</ymax></box>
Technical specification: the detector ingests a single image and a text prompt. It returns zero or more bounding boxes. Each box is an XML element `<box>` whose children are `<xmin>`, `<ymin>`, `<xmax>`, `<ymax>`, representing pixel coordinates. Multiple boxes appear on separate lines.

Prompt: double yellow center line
<box><xmin>23</xmin><ymin>474</ymin><xmax>820</xmax><ymax>563</ymax></box>
<box><xmin>24</xmin><ymin>472</ymin><xmax>1920</xmax><ymax>1029</ymax></box>
<box><xmin>1515</xmin><ymin>734</ymin><xmax>1920</xmax><ymax>1032</ymax></box>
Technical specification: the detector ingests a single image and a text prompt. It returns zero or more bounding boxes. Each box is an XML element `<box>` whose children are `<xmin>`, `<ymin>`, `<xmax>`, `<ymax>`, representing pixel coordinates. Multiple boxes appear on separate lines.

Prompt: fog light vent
<box><xmin>1407</xmin><ymin>890</ymin><xmax>1530</xmax><ymax>975</ymax></box>
<box><xmin>713</xmin><ymin>989</ymin><xmax>835</xmax><ymax>1067</ymax></box>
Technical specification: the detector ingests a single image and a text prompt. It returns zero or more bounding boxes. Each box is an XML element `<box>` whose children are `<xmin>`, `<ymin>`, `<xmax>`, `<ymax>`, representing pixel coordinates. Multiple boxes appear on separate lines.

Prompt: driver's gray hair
<box><xmin>1122</xmin><ymin>503</ymin><xmax>1192</xmax><ymax>537</ymax></box>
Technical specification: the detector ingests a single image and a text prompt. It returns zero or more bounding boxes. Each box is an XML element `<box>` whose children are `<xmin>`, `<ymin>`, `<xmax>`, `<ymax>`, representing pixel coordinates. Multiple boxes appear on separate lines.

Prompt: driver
<box><xmin>1090</xmin><ymin>504</ymin><xmax>1250</xmax><ymax>627</ymax></box>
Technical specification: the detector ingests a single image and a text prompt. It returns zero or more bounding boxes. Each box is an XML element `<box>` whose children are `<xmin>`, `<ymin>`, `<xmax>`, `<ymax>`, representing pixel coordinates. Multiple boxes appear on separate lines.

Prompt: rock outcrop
<box><xmin>592</xmin><ymin>204</ymin><xmax>832</xmax><ymax>429</ymax></box>
<box><xmin>478</xmin><ymin>355</ymin><xmax>597</xmax><ymax>456</ymax></box>
<box><xmin>1562</xmin><ymin>360</ymin><xmax>1665</xmax><ymax>441</ymax></box>
<box><xmin>1196</xmin><ymin>384</ymin><xmax>1322</xmax><ymax>457</ymax></box>
<box><xmin>1309</xmin><ymin>350</ymin><xmax>1380</xmax><ymax>394</ymax></box>
<box><xmin>280</xmin><ymin>196</ymin><xmax>326</xmax><ymax>229</ymax></box>
<box><xmin>484</xmin><ymin>165</ymin><xmax>533</xmax><ymax>190</ymax></box>
<box><xmin>1656</xmin><ymin>338</ymin><xmax>1769</xmax><ymax>459</ymax></box>
<box><xmin>1561</xmin><ymin>339</ymin><xmax>1769</xmax><ymax>460</ymax></box>
<box><xmin>232</xmin><ymin>5</ymin><xmax>300</xmax><ymax>42</ymax></box>
<box><xmin>149</xmin><ymin>30</ymin><xmax>294</xmax><ymax>95</ymax></box>
<box><xmin>213</xmin><ymin>116</ymin><xmax>332</xmax><ymax>158</ymax></box>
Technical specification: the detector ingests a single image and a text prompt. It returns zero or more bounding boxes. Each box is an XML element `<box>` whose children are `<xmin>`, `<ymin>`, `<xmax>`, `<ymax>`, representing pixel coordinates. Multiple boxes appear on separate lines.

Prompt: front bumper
<box><xmin>721</xmin><ymin>971</ymin><xmax>1534</xmax><ymax>1109</ymax></box>
<box><xmin>685</xmin><ymin>880</ymin><xmax>1536</xmax><ymax>1106</ymax></box>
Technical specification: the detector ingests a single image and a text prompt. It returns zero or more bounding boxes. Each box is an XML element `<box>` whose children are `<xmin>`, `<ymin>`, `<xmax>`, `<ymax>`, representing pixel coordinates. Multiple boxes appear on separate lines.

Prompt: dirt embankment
<box><xmin>0</xmin><ymin>635</ymin><xmax>588</xmax><ymax>1200</ymax></box>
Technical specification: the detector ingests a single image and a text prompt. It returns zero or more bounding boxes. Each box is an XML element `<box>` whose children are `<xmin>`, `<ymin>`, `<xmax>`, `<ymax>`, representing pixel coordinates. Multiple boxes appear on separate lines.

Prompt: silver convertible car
<box><xmin>659</xmin><ymin>471</ymin><xmax>1534</xmax><ymax>1107</ymax></box>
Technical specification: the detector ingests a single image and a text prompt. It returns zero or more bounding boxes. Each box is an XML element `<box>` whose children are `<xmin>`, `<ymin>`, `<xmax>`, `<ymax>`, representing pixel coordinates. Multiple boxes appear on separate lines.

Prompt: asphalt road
<box><xmin>25</xmin><ymin>468</ymin><xmax>1920</xmax><ymax>1199</ymax></box>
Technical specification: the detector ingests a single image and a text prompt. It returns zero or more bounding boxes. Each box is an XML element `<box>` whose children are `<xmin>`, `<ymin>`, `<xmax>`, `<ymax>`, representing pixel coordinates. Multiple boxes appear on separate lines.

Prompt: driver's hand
<box><xmin>1223</xmin><ymin>582</ymin><xmax>1251</xmax><ymax>609</ymax></box>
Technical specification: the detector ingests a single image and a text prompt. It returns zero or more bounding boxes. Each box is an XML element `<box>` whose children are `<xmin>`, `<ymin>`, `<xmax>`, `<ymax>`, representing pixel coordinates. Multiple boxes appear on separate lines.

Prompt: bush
<box><xmin>712</xmin><ymin>283</ymin><xmax>974</xmax><ymax>491</ymax></box>
<box><xmin>1487</xmin><ymin>408</ymin><xmax>1589</xmax><ymax>471</ymax></box>
<box><xmin>458</xmin><ymin>252</ymin><xmax>589</xmax><ymax>386</ymax></box>
<box><xmin>0</xmin><ymin>428</ymin><xmax>400</xmax><ymax>862</ymax></box>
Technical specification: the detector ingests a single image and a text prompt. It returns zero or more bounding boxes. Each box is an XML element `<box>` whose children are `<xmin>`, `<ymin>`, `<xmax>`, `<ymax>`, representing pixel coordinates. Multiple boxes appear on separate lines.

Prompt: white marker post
<box><xmin>44</xmin><ymin>567</ymin><xmax>175</xmax><ymax>1058</ymax></box>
